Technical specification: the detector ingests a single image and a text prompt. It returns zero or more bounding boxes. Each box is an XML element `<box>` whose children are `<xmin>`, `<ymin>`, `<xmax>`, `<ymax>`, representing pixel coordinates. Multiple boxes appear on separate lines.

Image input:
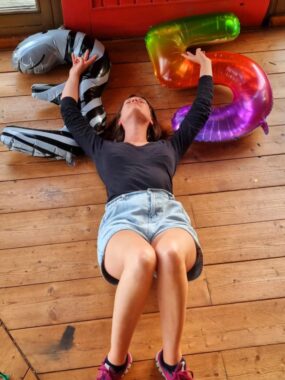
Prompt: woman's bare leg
<box><xmin>151</xmin><ymin>228</ymin><xmax>197</xmax><ymax>365</ymax></box>
<box><xmin>103</xmin><ymin>230</ymin><xmax>157</xmax><ymax>365</ymax></box>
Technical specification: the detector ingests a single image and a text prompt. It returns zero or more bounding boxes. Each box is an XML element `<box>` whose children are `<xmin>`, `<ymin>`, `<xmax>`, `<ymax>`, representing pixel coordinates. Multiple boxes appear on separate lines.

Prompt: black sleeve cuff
<box><xmin>60</xmin><ymin>96</ymin><xmax>79</xmax><ymax>108</ymax></box>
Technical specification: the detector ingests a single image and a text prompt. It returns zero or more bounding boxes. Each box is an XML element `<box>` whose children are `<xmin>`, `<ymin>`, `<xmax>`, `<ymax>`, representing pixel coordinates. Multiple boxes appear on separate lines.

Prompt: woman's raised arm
<box><xmin>60</xmin><ymin>50</ymin><xmax>103</xmax><ymax>159</ymax></box>
<box><xmin>170</xmin><ymin>48</ymin><xmax>213</xmax><ymax>161</ymax></box>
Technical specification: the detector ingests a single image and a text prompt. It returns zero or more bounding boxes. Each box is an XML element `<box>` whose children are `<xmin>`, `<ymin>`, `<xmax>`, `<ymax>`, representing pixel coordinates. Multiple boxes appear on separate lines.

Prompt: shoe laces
<box><xmin>172</xmin><ymin>360</ymin><xmax>194</xmax><ymax>380</ymax></box>
<box><xmin>96</xmin><ymin>363</ymin><xmax>122</xmax><ymax>380</ymax></box>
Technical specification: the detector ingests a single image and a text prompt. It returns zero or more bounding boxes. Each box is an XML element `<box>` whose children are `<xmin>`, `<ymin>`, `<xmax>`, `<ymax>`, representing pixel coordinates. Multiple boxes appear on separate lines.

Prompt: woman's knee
<box><xmin>156</xmin><ymin>241</ymin><xmax>182</xmax><ymax>266</ymax></box>
<box><xmin>127</xmin><ymin>246</ymin><xmax>157</xmax><ymax>273</ymax></box>
<box><xmin>104</xmin><ymin>230</ymin><xmax>157</xmax><ymax>280</ymax></box>
<box><xmin>153</xmin><ymin>230</ymin><xmax>197</xmax><ymax>271</ymax></box>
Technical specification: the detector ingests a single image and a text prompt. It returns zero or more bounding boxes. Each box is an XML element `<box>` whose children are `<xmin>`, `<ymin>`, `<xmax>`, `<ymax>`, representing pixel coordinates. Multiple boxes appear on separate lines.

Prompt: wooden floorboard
<box><xmin>0</xmin><ymin>26</ymin><xmax>285</xmax><ymax>379</ymax></box>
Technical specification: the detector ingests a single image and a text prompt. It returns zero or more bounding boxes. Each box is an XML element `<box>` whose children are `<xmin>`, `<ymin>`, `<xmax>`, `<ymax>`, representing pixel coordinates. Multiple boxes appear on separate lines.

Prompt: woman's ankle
<box><xmin>107</xmin><ymin>351</ymin><xmax>128</xmax><ymax>366</ymax></box>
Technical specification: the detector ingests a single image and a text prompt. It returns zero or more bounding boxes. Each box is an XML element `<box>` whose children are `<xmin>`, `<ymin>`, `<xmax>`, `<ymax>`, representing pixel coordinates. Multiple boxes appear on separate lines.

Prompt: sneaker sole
<box><xmin>155</xmin><ymin>352</ymin><xmax>168</xmax><ymax>380</ymax></box>
<box><xmin>121</xmin><ymin>353</ymin><xmax>133</xmax><ymax>378</ymax></box>
<box><xmin>155</xmin><ymin>353</ymin><xmax>195</xmax><ymax>380</ymax></box>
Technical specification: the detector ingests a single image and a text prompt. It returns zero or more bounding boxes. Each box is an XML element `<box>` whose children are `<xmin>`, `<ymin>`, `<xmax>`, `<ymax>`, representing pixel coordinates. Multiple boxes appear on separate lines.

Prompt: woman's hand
<box><xmin>182</xmin><ymin>47</ymin><xmax>212</xmax><ymax>77</ymax></box>
<box><xmin>182</xmin><ymin>47</ymin><xmax>211</xmax><ymax>65</ymax></box>
<box><xmin>62</xmin><ymin>49</ymin><xmax>97</xmax><ymax>102</ymax></box>
<box><xmin>70</xmin><ymin>49</ymin><xmax>97</xmax><ymax>77</ymax></box>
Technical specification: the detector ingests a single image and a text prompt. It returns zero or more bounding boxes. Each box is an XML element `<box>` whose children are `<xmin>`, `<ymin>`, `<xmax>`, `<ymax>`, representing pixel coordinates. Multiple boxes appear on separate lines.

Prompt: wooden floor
<box><xmin>0</xmin><ymin>26</ymin><xmax>285</xmax><ymax>380</ymax></box>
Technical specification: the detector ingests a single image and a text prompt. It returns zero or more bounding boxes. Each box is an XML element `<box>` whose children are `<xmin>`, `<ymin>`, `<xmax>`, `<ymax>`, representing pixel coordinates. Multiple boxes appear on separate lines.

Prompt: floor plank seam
<box><xmin>220</xmin><ymin>350</ymin><xmax>230</xmax><ymax>380</ymax></box>
<box><xmin>0</xmin><ymin>252</ymin><xmax>284</xmax><ymax>289</ymax></box>
<box><xmin>0</xmin><ymin>238</ymin><xmax>99</xmax><ymax>251</ymax></box>
<box><xmin>0</xmin><ymin>183</ymin><xmax>284</xmax><ymax>216</ymax></box>
<box><xmin>180</xmin><ymin>152</ymin><xmax>285</xmax><ymax>165</ymax></box>
<box><xmin>6</xmin><ymin>297</ymin><xmax>285</xmax><ymax>332</ymax></box>
<box><xmin>0</xmin><ymin>218</ymin><xmax>284</xmax><ymax>252</ymax></box>
<box><xmin>0</xmin><ymin>152</ymin><xmax>285</xmax><ymax>182</ymax></box>
<box><xmin>34</xmin><ymin>341</ymin><xmax>285</xmax><ymax>376</ymax></box>
<box><xmin>206</xmin><ymin>254</ymin><xmax>285</xmax><ymax>264</ymax></box>
<box><xmin>203</xmin><ymin>274</ymin><xmax>213</xmax><ymax>305</ymax></box>
<box><xmin>0</xmin><ymin>318</ymin><xmax>40</xmax><ymax>379</ymax></box>
<box><xmin>0</xmin><ymin>275</ymin><xmax>100</xmax><ymax>289</ymax></box>
<box><xmin>1</xmin><ymin>253</ymin><xmax>284</xmax><ymax>290</ymax></box>
<box><xmin>196</xmin><ymin>217</ymin><xmax>285</xmax><ymax>229</ymax></box>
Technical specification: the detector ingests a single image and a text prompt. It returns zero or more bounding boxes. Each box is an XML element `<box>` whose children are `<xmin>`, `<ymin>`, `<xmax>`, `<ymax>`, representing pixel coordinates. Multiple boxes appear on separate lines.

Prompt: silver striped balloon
<box><xmin>0</xmin><ymin>29</ymin><xmax>111</xmax><ymax>165</ymax></box>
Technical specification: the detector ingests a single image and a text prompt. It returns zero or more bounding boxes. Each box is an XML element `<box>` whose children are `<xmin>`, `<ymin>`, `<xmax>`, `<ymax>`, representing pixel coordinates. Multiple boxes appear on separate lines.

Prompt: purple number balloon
<box><xmin>171</xmin><ymin>51</ymin><xmax>273</xmax><ymax>142</ymax></box>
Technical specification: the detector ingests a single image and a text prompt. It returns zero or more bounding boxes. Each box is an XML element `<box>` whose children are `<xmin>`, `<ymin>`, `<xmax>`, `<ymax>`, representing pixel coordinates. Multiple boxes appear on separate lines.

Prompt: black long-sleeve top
<box><xmin>60</xmin><ymin>75</ymin><xmax>213</xmax><ymax>202</ymax></box>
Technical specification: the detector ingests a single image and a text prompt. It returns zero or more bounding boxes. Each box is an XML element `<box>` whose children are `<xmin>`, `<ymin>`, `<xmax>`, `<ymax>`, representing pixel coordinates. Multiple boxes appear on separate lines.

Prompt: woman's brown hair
<box><xmin>98</xmin><ymin>94</ymin><xmax>170</xmax><ymax>141</ymax></box>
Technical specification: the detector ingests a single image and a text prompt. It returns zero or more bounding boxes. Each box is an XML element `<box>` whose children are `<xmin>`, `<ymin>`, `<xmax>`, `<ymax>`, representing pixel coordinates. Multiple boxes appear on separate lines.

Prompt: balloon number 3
<box><xmin>0</xmin><ymin>29</ymin><xmax>111</xmax><ymax>165</ymax></box>
<box><xmin>145</xmin><ymin>13</ymin><xmax>273</xmax><ymax>142</ymax></box>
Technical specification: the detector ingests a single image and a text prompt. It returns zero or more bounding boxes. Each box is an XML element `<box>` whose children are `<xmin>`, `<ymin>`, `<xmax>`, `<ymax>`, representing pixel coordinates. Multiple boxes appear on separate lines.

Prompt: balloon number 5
<box><xmin>145</xmin><ymin>13</ymin><xmax>273</xmax><ymax>142</ymax></box>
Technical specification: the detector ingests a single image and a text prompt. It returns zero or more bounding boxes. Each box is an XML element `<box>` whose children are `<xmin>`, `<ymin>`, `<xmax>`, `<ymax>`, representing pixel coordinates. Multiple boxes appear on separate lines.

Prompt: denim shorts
<box><xmin>97</xmin><ymin>188</ymin><xmax>204</xmax><ymax>285</ymax></box>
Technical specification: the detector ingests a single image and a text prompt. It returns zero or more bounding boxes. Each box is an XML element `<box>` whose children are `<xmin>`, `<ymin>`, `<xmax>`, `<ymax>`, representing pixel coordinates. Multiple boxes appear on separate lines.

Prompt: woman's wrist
<box><xmin>68</xmin><ymin>70</ymin><xmax>80</xmax><ymax>80</ymax></box>
<box><xmin>61</xmin><ymin>71</ymin><xmax>80</xmax><ymax>101</ymax></box>
<box><xmin>199</xmin><ymin>59</ymin><xmax>213</xmax><ymax>77</ymax></box>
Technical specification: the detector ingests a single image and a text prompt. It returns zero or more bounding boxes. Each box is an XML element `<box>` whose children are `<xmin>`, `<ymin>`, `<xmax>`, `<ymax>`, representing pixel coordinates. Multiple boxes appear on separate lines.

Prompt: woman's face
<box><xmin>119</xmin><ymin>96</ymin><xmax>153</xmax><ymax>126</ymax></box>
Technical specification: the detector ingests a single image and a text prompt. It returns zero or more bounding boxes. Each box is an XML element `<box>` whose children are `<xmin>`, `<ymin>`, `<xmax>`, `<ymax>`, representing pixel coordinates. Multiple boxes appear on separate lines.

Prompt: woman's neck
<box><xmin>123</xmin><ymin>116</ymin><xmax>149</xmax><ymax>145</ymax></box>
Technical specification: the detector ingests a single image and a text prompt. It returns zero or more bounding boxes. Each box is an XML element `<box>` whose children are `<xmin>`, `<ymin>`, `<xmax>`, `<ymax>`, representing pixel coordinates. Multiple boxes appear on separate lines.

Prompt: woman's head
<box><xmin>120</xmin><ymin>95</ymin><xmax>153</xmax><ymax>127</ymax></box>
<box><xmin>100</xmin><ymin>94</ymin><xmax>167</xmax><ymax>142</ymax></box>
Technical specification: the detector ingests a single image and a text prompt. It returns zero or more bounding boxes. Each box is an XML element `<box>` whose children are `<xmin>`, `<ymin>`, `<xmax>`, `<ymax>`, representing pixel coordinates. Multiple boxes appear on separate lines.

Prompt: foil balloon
<box><xmin>0</xmin><ymin>29</ymin><xmax>111</xmax><ymax>164</ymax></box>
<box><xmin>145</xmin><ymin>13</ymin><xmax>273</xmax><ymax>142</ymax></box>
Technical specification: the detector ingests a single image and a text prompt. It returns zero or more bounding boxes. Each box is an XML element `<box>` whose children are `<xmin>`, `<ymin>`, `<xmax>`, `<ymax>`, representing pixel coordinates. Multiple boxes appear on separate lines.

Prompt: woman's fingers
<box><xmin>83</xmin><ymin>49</ymin><xmax>89</xmax><ymax>60</ymax></box>
<box><xmin>197</xmin><ymin>48</ymin><xmax>207</xmax><ymax>56</ymax></box>
<box><xmin>71</xmin><ymin>51</ymin><xmax>97</xmax><ymax>76</ymax></box>
<box><xmin>182</xmin><ymin>52</ymin><xmax>196</xmax><ymax>59</ymax></box>
<box><xmin>86</xmin><ymin>54</ymin><xmax>97</xmax><ymax>66</ymax></box>
<box><xmin>183</xmin><ymin>51</ymin><xmax>193</xmax><ymax>57</ymax></box>
<box><xmin>72</xmin><ymin>53</ymin><xmax>82</xmax><ymax>65</ymax></box>
<box><xmin>78</xmin><ymin>50</ymin><xmax>97</xmax><ymax>66</ymax></box>
<box><xmin>181</xmin><ymin>52</ymin><xmax>199</xmax><ymax>63</ymax></box>
<box><xmin>181</xmin><ymin>48</ymin><xmax>210</xmax><ymax>66</ymax></box>
<box><xmin>71</xmin><ymin>52</ymin><xmax>76</xmax><ymax>65</ymax></box>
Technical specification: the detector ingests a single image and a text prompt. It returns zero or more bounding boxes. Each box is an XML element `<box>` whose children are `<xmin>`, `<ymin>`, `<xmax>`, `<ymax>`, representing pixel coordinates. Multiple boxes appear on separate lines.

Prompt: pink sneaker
<box><xmin>155</xmin><ymin>349</ymin><xmax>194</xmax><ymax>380</ymax></box>
<box><xmin>96</xmin><ymin>352</ymin><xmax>133</xmax><ymax>380</ymax></box>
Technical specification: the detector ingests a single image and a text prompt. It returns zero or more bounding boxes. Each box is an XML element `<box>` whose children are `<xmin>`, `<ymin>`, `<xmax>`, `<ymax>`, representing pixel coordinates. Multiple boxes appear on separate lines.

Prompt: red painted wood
<box><xmin>61</xmin><ymin>0</ymin><xmax>271</xmax><ymax>38</ymax></box>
